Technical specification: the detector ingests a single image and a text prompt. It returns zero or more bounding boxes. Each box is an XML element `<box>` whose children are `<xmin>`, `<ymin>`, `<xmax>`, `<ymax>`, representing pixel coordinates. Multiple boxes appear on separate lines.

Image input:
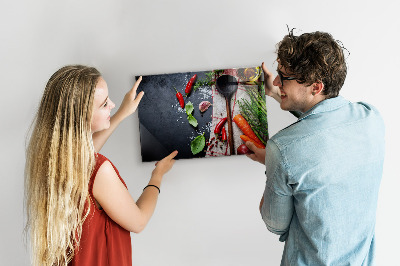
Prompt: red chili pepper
<box><xmin>221</xmin><ymin>127</ymin><xmax>227</xmax><ymax>142</ymax></box>
<box><xmin>214</xmin><ymin>117</ymin><xmax>227</xmax><ymax>135</ymax></box>
<box><xmin>173</xmin><ymin>87</ymin><xmax>185</xmax><ymax>108</ymax></box>
<box><xmin>185</xmin><ymin>74</ymin><xmax>197</xmax><ymax>95</ymax></box>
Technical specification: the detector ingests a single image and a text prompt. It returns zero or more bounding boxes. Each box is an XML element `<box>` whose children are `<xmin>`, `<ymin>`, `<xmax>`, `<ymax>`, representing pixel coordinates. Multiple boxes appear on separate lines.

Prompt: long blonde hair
<box><xmin>25</xmin><ymin>65</ymin><xmax>101</xmax><ymax>265</ymax></box>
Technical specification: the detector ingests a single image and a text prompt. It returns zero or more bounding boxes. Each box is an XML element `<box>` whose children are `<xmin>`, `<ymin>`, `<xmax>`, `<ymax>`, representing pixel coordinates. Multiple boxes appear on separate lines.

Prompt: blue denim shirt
<box><xmin>260</xmin><ymin>96</ymin><xmax>385</xmax><ymax>266</ymax></box>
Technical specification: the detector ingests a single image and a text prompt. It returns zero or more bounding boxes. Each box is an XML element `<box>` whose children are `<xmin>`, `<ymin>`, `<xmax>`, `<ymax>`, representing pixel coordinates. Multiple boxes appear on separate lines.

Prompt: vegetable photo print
<box><xmin>136</xmin><ymin>67</ymin><xmax>269</xmax><ymax>162</ymax></box>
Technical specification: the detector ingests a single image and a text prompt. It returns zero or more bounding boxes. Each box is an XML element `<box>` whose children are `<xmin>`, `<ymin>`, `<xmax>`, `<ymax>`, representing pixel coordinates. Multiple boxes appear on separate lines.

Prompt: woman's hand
<box><xmin>92</xmin><ymin>77</ymin><xmax>144</xmax><ymax>152</ymax></box>
<box><xmin>152</xmin><ymin>151</ymin><xmax>178</xmax><ymax>179</ymax></box>
<box><xmin>262</xmin><ymin>62</ymin><xmax>281</xmax><ymax>103</ymax></box>
<box><xmin>115</xmin><ymin>76</ymin><xmax>145</xmax><ymax>120</ymax></box>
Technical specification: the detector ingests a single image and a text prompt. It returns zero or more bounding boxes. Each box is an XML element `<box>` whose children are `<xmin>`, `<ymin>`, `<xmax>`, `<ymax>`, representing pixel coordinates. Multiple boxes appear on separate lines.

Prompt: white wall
<box><xmin>1</xmin><ymin>0</ymin><xmax>399</xmax><ymax>265</ymax></box>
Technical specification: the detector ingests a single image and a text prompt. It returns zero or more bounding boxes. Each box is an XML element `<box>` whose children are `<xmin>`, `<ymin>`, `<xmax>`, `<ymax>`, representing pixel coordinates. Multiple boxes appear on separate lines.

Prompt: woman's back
<box><xmin>25</xmin><ymin>66</ymin><xmax>177</xmax><ymax>265</ymax></box>
<box><xmin>69</xmin><ymin>153</ymin><xmax>131</xmax><ymax>266</ymax></box>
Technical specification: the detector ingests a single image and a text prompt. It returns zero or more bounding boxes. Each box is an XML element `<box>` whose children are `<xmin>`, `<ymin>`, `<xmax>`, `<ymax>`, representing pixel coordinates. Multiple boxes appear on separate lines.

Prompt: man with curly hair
<box><xmin>246</xmin><ymin>30</ymin><xmax>385</xmax><ymax>265</ymax></box>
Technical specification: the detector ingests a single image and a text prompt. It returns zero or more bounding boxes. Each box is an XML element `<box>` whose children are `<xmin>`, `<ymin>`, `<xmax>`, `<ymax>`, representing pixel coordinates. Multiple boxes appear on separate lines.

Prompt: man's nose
<box><xmin>273</xmin><ymin>75</ymin><xmax>281</xmax><ymax>87</ymax></box>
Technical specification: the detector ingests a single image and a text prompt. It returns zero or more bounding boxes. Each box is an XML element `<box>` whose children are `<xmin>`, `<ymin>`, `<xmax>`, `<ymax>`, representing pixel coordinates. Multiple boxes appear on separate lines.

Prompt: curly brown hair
<box><xmin>277</xmin><ymin>30</ymin><xmax>348</xmax><ymax>98</ymax></box>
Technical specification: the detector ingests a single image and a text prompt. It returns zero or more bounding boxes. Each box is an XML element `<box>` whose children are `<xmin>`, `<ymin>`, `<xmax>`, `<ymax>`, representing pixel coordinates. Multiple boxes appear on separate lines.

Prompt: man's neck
<box><xmin>301</xmin><ymin>95</ymin><xmax>327</xmax><ymax>113</ymax></box>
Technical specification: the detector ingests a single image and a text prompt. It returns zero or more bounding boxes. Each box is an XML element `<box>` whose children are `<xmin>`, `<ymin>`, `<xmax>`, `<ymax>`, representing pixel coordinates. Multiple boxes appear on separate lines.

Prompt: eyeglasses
<box><xmin>277</xmin><ymin>70</ymin><xmax>297</xmax><ymax>86</ymax></box>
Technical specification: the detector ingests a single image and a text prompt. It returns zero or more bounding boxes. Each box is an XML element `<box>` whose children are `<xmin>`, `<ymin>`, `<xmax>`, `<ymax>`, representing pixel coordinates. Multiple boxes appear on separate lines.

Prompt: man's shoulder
<box><xmin>352</xmin><ymin>101</ymin><xmax>383</xmax><ymax>118</ymax></box>
<box><xmin>270</xmin><ymin>98</ymin><xmax>384</xmax><ymax>149</ymax></box>
<box><xmin>269</xmin><ymin>121</ymin><xmax>305</xmax><ymax>151</ymax></box>
<box><xmin>347</xmin><ymin>101</ymin><xmax>385</xmax><ymax>131</ymax></box>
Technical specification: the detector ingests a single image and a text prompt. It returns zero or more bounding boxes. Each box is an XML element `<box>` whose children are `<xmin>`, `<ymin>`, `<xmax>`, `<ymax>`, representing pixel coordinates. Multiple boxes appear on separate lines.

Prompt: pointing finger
<box><xmin>262</xmin><ymin>62</ymin><xmax>272</xmax><ymax>77</ymax></box>
<box><xmin>245</xmin><ymin>141</ymin><xmax>258</xmax><ymax>152</ymax></box>
<box><xmin>130</xmin><ymin>76</ymin><xmax>143</xmax><ymax>95</ymax></box>
<box><xmin>167</xmin><ymin>150</ymin><xmax>178</xmax><ymax>160</ymax></box>
<box><xmin>135</xmin><ymin>90</ymin><xmax>145</xmax><ymax>104</ymax></box>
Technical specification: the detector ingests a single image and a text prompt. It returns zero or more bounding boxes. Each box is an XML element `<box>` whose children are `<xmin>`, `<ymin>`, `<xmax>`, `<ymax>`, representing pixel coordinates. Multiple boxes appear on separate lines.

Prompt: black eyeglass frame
<box><xmin>277</xmin><ymin>70</ymin><xmax>297</xmax><ymax>86</ymax></box>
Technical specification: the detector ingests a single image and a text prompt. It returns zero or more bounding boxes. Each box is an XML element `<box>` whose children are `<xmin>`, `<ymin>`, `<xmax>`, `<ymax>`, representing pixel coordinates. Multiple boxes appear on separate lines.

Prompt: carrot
<box><xmin>240</xmin><ymin>135</ymin><xmax>265</xmax><ymax>149</ymax></box>
<box><xmin>233</xmin><ymin>114</ymin><xmax>264</xmax><ymax>146</ymax></box>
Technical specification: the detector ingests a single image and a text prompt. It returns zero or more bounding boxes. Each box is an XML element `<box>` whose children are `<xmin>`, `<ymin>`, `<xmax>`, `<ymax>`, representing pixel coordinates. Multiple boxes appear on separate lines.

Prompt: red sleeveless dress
<box><xmin>69</xmin><ymin>153</ymin><xmax>132</xmax><ymax>266</ymax></box>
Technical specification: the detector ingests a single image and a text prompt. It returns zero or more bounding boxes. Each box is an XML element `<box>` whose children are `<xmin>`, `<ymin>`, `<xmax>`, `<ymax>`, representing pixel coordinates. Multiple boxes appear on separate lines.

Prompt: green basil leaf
<box><xmin>187</xmin><ymin>114</ymin><xmax>198</xmax><ymax>127</ymax></box>
<box><xmin>185</xmin><ymin>101</ymin><xmax>194</xmax><ymax>115</ymax></box>
<box><xmin>191</xmin><ymin>133</ymin><xmax>205</xmax><ymax>155</ymax></box>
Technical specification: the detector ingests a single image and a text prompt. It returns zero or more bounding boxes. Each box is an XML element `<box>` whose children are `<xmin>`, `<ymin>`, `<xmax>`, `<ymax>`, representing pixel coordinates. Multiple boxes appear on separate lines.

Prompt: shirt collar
<box><xmin>298</xmin><ymin>95</ymin><xmax>350</xmax><ymax>121</ymax></box>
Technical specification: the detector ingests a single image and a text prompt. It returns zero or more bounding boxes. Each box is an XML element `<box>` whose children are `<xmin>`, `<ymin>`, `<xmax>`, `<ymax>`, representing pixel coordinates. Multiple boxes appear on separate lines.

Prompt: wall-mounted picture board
<box><xmin>136</xmin><ymin>67</ymin><xmax>269</xmax><ymax>162</ymax></box>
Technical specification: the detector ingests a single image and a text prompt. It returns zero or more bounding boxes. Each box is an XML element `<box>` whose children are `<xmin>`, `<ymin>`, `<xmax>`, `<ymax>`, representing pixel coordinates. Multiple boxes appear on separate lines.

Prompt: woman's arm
<box><xmin>93</xmin><ymin>150</ymin><xmax>178</xmax><ymax>233</ymax></box>
<box><xmin>92</xmin><ymin>77</ymin><xmax>144</xmax><ymax>152</ymax></box>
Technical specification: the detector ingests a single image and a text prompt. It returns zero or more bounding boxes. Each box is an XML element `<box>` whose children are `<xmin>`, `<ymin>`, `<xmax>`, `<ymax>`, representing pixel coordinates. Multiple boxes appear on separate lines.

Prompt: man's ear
<box><xmin>312</xmin><ymin>82</ymin><xmax>324</xmax><ymax>96</ymax></box>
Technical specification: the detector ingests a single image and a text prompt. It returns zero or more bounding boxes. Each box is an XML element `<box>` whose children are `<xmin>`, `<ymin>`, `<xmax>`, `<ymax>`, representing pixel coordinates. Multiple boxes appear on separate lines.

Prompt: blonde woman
<box><xmin>25</xmin><ymin>65</ymin><xmax>177</xmax><ymax>266</ymax></box>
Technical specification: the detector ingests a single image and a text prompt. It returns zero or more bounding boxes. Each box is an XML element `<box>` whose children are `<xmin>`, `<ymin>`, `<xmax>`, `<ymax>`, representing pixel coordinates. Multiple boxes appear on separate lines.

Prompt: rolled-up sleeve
<box><xmin>260</xmin><ymin>139</ymin><xmax>294</xmax><ymax>241</ymax></box>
